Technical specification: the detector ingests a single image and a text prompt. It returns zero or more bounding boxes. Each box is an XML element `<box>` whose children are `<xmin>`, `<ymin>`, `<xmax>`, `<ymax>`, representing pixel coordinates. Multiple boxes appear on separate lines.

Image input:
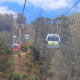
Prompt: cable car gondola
<box><xmin>25</xmin><ymin>34</ymin><xmax>30</xmax><ymax>39</ymax></box>
<box><xmin>13</xmin><ymin>36</ymin><xmax>16</xmax><ymax>39</ymax></box>
<box><xmin>12</xmin><ymin>44</ymin><xmax>20</xmax><ymax>51</ymax></box>
<box><xmin>46</xmin><ymin>34</ymin><xmax>60</xmax><ymax>48</ymax></box>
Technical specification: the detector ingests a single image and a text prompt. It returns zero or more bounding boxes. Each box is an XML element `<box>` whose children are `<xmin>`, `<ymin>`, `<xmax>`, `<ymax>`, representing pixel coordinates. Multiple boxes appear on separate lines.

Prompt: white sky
<box><xmin>0</xmin><ymin>6</ymin><xmax>16</xmax><ymax>14</ymax></box>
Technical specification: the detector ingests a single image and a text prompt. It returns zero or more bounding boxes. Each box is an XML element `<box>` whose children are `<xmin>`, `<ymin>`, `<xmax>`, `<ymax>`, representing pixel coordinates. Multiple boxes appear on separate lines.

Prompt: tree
<box><xmin>22</xmin><ymin>74</ymin><xmax>28</xmax><ymax>80</ymax></box>
<box><xmin>0</xmin><ymin>40</ymin><xmax>13</xmax><ymax>79</ymax></box>
<box><xmin>0</xmin><ymin>31</ymin><xmax>12</xmax><ymax>49</ymax></box>
<box><xmin>31</xmin><ymin>76</ymin><xmax>40</xmax><ymax>80</ymax></box>
<box><xmin>12</xmin><ymin>72</ymin><xmax>21</xmax><ymax>80</ymax></box>
<box><xmin>0</xmin><ymin>14</ymin><xmax>13</xmax><ymax>32</ymax></box>
<box><xmin>16</xmin><ymin>13</ymin><xmax>26</xmax><ymax>24</ymax></box>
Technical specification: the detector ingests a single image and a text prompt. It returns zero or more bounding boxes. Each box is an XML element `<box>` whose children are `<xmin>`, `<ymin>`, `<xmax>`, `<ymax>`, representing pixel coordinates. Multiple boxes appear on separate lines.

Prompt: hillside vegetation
<box><xmin>0</xmin><ymin>13</ymin><xmax>80</xmax><ymax>80</ymax></box>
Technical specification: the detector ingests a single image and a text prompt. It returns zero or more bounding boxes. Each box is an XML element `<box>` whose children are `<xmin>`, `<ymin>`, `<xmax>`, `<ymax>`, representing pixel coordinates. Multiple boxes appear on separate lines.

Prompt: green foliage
<box><xmin>26</xmin><ymin>55</ymin><xmax>32</xmax><ymax>60</ymax></box>
<box><xmin>18</xmin><ymin>54</ymin><xmax>21</xmax><ymax>57</ymax></box>
<box><xmin>17</xmin><ymin>13</ymin><xmax>26</xmax><ymax>24</ymax></box>
<box><xmin>26</xmin><ymin>52</ymin><xmax>33</xmax><ymax>61</ymax></box>
<box><xmin>21</xmin><ymin>63</ymin><xmax>24</xmax><ymax>67</ymax></box>
<box><xmin>0</xmin><ymin>72</ymin><xmax>7</xmax><ymax>79</ymax></box>
<box><xmin>21</xmin><ymin>46</ymin><xmax>27</xmax><ymax>52</ymax></box>
<box><xmin>35</xmin><ymin>64</ymin><xmax>39</xmax><ymax>68</ymax></box>
<box><xmin>33</xmin><ymin>69</ymin><xmax>38</xmax><ymax>75</ymax></box>
<box><xmin>12</xmin><ymin>72</ymin><xmax>21</xmax><ymax>80</ymax></box>
<box><xmin>26</xmin><ymin>62</ymin><xmax>34</xmax><ymax>68</ymax></box>
<box><xmin>5</xmin><ymin>60</ymin><xmax>12</xmax><ymax>69</ymax></box>
<box><xmin>26</xmin><ymin>52</ymin><xmax>30</xmax><ymax>55</ymax></box>
<box><xmin>34</xmin><ymin>60</ymin><xmax>39</xmax><ymax>65</ymax></box>
<box><xmin>0</xmin><ymin>55</ymin><xmax>12</xmax><ymax>73</ymax></box>
<box><xmin>75</xmin><ymin>77</ymin><xmax>80</xmax><ymax>80</ymax></box>
<box><xmin>30</xmin><ymin>47</ymin><xmax>40</xmax><ymax>62</ymax></box>
<box><xmin>22</xmin><ymin>74</ymin><xmax>28</xmax><ymax>80</ymax></box>
<box><xmin>48</xmin><ymin>68</ymin><xmax>55</xmax><ymax>77</ymax></box>
<box><xmin>7</xmin><ymin>72</ymin><xmax>13</xmax><ymax>80</ymax></box>
<box><xmin>21</xmin><ymin>45</ymin><xmax>30</xmax><ymax>52</ymax></box>
<box><xmin>0</xmin><ymin>31</ymin><xmax>12</xmax><ymax>49</ymax></box>
<box><xmin>26</xmin><ymin>68</ymin><xmax>31</xmax><ymax>73</ymax></box>
<box><xmin>0</xmin><ymin>72</ymin><xmax>4</xmax><ymax>77</ymax></box>
<box><xmin>14</xmin><ymin>51</ymin><xmax>18</xmax><ymax>55</ymax></box>
<box><xmin>31</xmin><ymin>76</ymin><xmax>40</xmax><ymax>80</ymax></box>
<box><xmin>40</xmin><ymin>66</ymin><xmax>43</xmax><ymax>74</ymax></box>
<box><xmin>0</xmin><ymin>40</ymin><xmax>12</xmax><ymax>55</ymax></box>
<box><xmin>0</xmin><ymin>14</ymin><xmax>13</xmax><ymax>32</ymax></box>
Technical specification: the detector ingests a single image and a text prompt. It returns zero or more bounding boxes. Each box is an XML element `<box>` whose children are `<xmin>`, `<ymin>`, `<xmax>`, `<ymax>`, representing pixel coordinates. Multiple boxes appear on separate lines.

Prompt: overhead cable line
<box><xmin>64</xmin><ymin>0</ymin><xmax>80</xmax><ymax>16</ymax></box>
<box><xmin>20</xmin><ymin>0</ymin><xmax>27</xmax><ymax>24</ymax></box>
<box><xmin>55</xmin><ymin>0</ymin><xmax>80</xmax><ymax>34</ymax></box>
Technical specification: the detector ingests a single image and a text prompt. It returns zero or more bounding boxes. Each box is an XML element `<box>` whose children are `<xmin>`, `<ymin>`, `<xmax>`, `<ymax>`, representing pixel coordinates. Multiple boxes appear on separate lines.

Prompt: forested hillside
<box><xmin>28</xmin><ymin>14</ymin><xmax>80</xmax><ymax>80</ymax></box>
<box><xmin>0</xmin><ymin>13</ymin><xmax>80</xmax><ymax>80</ymax></box>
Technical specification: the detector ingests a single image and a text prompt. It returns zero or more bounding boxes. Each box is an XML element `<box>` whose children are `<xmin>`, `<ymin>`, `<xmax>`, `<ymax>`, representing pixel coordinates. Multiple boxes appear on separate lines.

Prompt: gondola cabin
<box><xmin>13</xmin><ymin>36</ymin><xmax>16</xmax><ymax>39</ymax></box>
<box><xmin>12</xmin><ymin>44</ymin><xmax>20</xmax><ymax>51</ymax></box>
<box><xmin>46</xmin><ymin>34</ymin><xmax>60</xmax><ymax>48</ymax></box>
<box><xmin>25</xmin><ymin>34</ymin><xmax>30</xmax><ymax>39</ymax></box>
